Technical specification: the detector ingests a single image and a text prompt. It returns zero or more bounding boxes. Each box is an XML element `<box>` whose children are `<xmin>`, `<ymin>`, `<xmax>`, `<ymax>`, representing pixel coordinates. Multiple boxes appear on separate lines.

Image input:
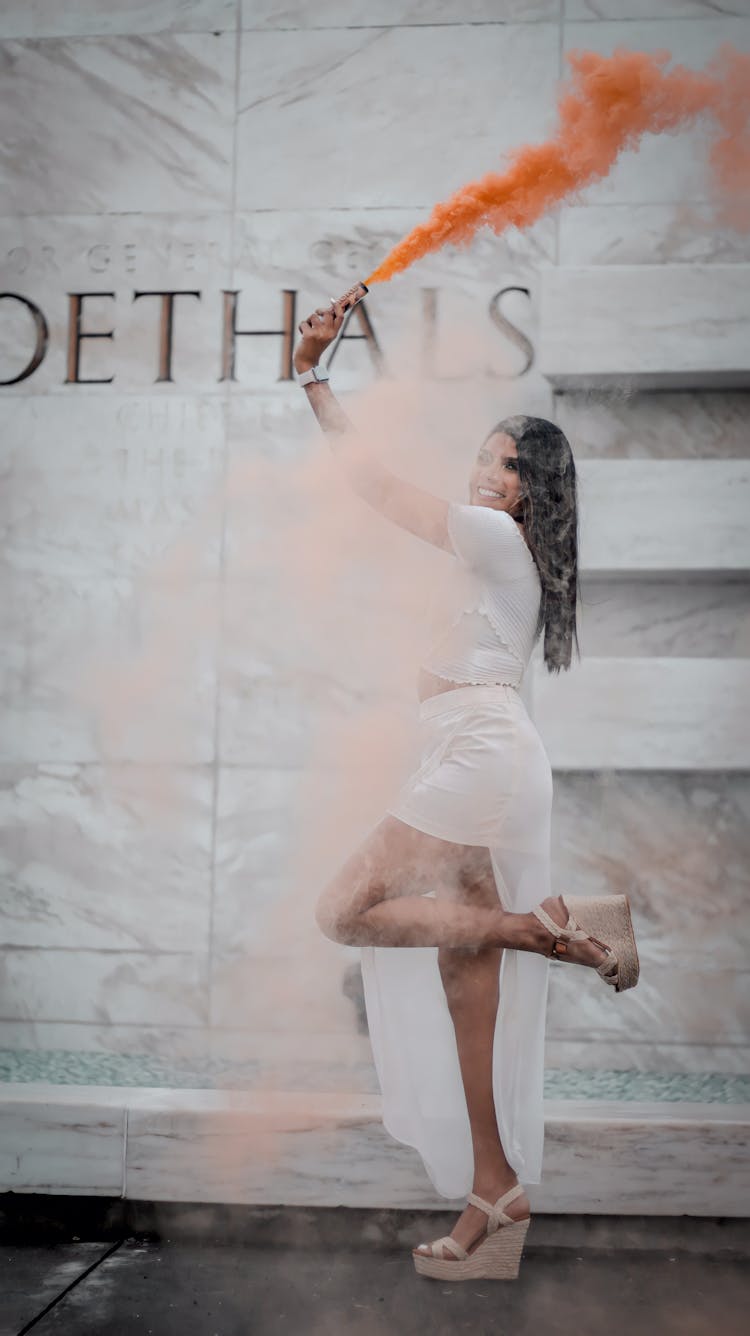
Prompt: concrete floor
<box><xmin>2</xmin><ymin>1238</ymin><xmax>750</xmax><ymax>1336</ymax></box>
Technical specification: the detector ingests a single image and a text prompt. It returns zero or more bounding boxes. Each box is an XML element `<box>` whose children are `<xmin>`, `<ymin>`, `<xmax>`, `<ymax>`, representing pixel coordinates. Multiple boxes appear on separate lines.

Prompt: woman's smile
<box><xmin>469</xmin><ymin>432</ymin><xmax>522</xmax><ymax>512</ymax></box>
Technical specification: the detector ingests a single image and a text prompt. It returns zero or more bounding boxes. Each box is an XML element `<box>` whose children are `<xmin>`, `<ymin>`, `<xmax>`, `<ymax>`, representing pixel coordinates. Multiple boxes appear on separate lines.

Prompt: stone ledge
<box><xmin>539</xmin><ymin>266</ymin><xmax>750</xmax><ymax>390</ymax></box>
<box><xmin>574</xmin><ymin>460</ymin><xmax>750</xmax><ymax>574</ymax></box>
<box><xmin>1</xmin><ymin>1085</ymin><xmax>747</xmax><ymax>1216</ymax></box>
<box><xmin>530</xmin><ymin>657</ymin><xmax>750</xmax><ymax>769</ymax></box>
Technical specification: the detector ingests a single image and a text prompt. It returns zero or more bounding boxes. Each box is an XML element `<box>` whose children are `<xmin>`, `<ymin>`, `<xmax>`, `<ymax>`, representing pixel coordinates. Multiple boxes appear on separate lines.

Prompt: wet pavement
<box><xmin>3</xmin><ymin>1233</ymin><xmax>749</xmax><ymax>1336</ymax></box>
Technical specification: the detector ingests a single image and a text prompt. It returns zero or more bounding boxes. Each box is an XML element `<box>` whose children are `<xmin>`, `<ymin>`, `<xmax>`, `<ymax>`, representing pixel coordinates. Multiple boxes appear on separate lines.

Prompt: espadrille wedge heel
<box><xmin>412</xmin><ymin>1184</ymin><xmax>530</xmax><ymax>1281</ymax></box>
<box><xmin>532</xmin><ymin>893</ymin><xmax>640</xmax><ymax>992</ymax></box>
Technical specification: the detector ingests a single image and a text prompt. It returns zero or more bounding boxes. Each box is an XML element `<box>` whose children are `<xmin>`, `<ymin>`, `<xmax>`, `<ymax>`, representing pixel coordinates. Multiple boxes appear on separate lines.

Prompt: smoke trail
<box><xmin>365</xmin><ymin>44</ymin><xmax>750</xmax><ymax>285</ymax></box>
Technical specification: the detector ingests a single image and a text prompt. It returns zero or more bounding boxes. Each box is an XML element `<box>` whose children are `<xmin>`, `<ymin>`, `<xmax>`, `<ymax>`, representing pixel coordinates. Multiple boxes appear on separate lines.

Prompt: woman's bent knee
<box><xmin>314</xmin><ymin>893</ymin><xmax>355</xmax><ymax>945</ymax></box>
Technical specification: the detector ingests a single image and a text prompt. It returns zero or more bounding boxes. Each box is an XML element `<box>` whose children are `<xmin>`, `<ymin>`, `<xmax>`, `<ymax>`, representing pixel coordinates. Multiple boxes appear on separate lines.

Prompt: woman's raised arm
<box><xmin>294</xmin><ymin>298</ymin><xmax>451</xmax><ymax>553</ymax></box>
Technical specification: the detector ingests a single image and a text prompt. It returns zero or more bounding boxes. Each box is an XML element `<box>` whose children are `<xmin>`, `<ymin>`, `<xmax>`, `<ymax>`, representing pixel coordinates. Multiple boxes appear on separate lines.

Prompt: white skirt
<box><xmin>359</xmin><ymin>682</ymin><xmax>553</xmax><ymax>1198</ymax></box>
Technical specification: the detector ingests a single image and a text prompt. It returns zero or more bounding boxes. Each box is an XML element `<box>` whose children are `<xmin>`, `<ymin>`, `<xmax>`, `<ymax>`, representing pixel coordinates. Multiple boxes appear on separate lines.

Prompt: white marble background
<box><xmin>0</xmin><ymin>0</ymin><xmax>748</xmax><ymax>1087</ymax></box>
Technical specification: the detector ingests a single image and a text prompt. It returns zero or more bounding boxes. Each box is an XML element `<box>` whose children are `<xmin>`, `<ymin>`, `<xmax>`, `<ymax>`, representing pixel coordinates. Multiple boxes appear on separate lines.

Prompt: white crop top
<box><xmin>420</xmin><ymin>502</ymin><xmax>542</xmax><ymax>689</ymax></box>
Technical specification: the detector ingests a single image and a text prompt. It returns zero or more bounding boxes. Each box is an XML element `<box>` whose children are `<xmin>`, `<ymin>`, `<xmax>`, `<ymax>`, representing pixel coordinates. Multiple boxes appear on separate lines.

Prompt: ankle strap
<box><xmin>532</xmin><ymin>905</ymin><xmax>589</xmax><ymax>945</ymax></box>
<box><xmin>532</xmin><ymin>906</ymin><xmax>564</xmax><ymax>938</ymax></box>
<box><xmin>467</xmin><ymin>1183</ymin><xmax>525</xmax><ymax>1232</ymax></box>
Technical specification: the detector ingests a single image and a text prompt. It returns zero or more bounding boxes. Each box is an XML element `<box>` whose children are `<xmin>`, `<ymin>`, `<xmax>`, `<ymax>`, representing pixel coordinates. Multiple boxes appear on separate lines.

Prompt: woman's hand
<box><xmin>294</xmin><ymin>298</ymin><xmax>344</xmax><ymax>374</ymax></box>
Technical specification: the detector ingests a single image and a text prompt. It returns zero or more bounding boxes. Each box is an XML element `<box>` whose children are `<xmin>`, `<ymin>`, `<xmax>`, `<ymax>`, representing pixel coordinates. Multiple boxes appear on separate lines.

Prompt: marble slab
<box><xmin>232</xmin><ymin>202</ymin><xmax>557</xmax><ymax>285</ymax></box>
<box><xmin>0</xmin><ymin>763</ymin><xmax>213</xmax><ymax>952</ymax></box>
<box><xmin>218</xmin><ymin>533</ymin><xmax>424</xmax><ymax>772</ymax></box>
<box><xmin>532</xmin><ymin>656</ymin><xmax>750</xmax><ymax>768</ymax></box>
<box><xmin>123</xmin><ymin>1090</ymin><xmax>750</xmax><ymax>1213</ymax></box>
<box><xmin>0</xmin><ymin>33</ymin><xmax>235</xmax><ymax>216</ymax></box>
<box><xmin>566</xmin><ymin>1</ymin><xmax>749</xmax><ymax>19</ymax></box>
<box><xmin>0</xmin><ymin>577</ymin><xmax>220</xmax><ymax>764</ymax></box>
<box><xmin>558</xmin><ymin>203</ymin><xmax>750</xmax><ymax>267</ymax></box>
<box><xmin>0</xmin><ymin>213</ymin><xmax>232</xmax><ymax>395</ymax></box>
<box><xmin>576</xmin><ymin>578</ymin><xmax>750</xmax><ymax>657</ymax></box>
<box><xmin>219</xmin><ymin>547</ymin><xmax>404</xmax><ymax>714</ymax></box>
<box><xmin>3</xmin><ymin>1084</ymin><xmax>746</xmax><ymax>1213</ymax></box>
<box><xmin>0</xmin><ymin>1086</ymin><xmax>125</xmax><ymax>1195</ymax></box>
<box><xmin>561</xmin><ymin>18</ymin><xmax>750</xmax><ymax>207</ymax></box>
<box><xmin>546</xmin><ymin>963</ymin><xmax>749</xmax><ymax>1047</ymax></box>
<box><xmin>554</xmin><ymin>389</ymin><xmax>750</xmax><ymax>459</ymax></box>
<box><xmin>210</xmin><ymin>765</ymin><xmax>404</xmax><ymax>968</ymax></box>
<box><xmin>124</xmin><ymin>1087</ymin><xmax>438</xmax><ymax>1207</ymax></box>
<box><xmin>0</xmin><ymin>1021</ymin><xmax>374</xmax><ymax>1069</ymax></box>
<box><xmin>0</xmin><ymin>395</ymin><xmax>226</xmax><ymax>582</ymax></box>
<box><xmin>242</xmin><ymin>1</ymin><xmax>563</xmax><ymax>24</ymax></box>
<box><xmin>236</xmin><ymin>24</ymin><xmax>559</xmax><ymax>210</ymax></box>
<box><xmin>543</xmin><ymin>1040</ymin><xmax>750</xmax><ymax>1077</ymax></box>
<box><xmin>211</xmin><ymin>766</ymin><xmax>309</xmax><ymax>955</ymax></box>
<box><xmin>539</xmin><ymin>266</ymin><xmax>750</xmax><ymax>388</ymax></box>
<box><xmin>1</xmin><ymin>949</ymin><xmax>209</xmax><ymax>1028</ymax></box>
<box><xmin>536</xmin><ymin>1101</ymin><xmax>749</xmax><ymax>1216</ymax></box>
<box><xmin>209</xmin><ymin>947</ymin><xmax>361</xmax><ymax>1035</ymax></box>
<box><xmin>0</xmin><ymin>2</ymin><xmax>237</xmax><ymax>38</ymax></box>
<box><xmin>0</xmin><ymin>1021</ymin><xmax>218</xmax><ymax>1063</ymax></box>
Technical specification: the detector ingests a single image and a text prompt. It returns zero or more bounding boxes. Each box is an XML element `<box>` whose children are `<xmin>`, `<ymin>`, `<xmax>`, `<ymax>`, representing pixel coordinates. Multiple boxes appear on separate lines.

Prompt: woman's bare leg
<box><xmin>315</xmin><ymin>815</ymin><xmax>539</xmax><ymax>951</ymax></box>
<box><xmin>315</xmin><ymin>815</ymin><xmax>607</xmax><ymax>968</ymax></box>
<box><xmin>415</xmin><ymin>942</ymin><xmax>530</xmax><ymax>1260</ymax></box>
<box><xmin>317</xmin><ymin>818</ymin><xmax>600</xmax><ymax>1261</ymax></box>
<box><xmin>410</xmin><ymin>849</ymin><xmax>531</xmax><ymax>1262</ymax></box>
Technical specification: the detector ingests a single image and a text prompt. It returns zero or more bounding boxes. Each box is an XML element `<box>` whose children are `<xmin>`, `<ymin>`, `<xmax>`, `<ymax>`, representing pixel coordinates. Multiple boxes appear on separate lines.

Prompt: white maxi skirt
<box><xmin>360</xmin><ymin>682</ymin><xmax>554</xmax><ymax>1198</ymax></box>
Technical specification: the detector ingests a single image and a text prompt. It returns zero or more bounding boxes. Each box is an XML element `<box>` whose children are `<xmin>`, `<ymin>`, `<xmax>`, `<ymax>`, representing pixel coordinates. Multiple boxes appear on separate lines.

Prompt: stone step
<box><xmin>530</xmin><ymin>656</ymin><xmax>750</xmax><ymax>768</ymax></box>
<box><xmin>540</xmin><ymin>266</ymin><xmax>750</xmax><ymax>390</ymax></box>
<box><xmin>1</xmin><ymin>1084</ymin><xmax>746</xmax><ymax>1216</ymax></box>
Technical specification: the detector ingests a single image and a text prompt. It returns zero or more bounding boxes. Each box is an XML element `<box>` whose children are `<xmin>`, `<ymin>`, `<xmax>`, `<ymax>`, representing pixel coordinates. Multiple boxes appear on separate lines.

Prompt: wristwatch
<box><xmin>296</xmin><ymin>364</ymin><xmax>330</xmax><ymax>386</ymax></box>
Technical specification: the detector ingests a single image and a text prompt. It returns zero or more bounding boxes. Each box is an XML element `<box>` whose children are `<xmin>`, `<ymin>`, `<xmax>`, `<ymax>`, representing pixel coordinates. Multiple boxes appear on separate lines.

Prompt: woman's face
<box><xmin>469</xmin><ymin>432</ymin><xmax>523</xmax><ymax>519</ymax></box>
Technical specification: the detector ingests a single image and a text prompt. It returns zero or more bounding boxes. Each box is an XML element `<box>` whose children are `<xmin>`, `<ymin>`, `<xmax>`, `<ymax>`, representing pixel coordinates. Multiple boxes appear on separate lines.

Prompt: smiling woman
<box><xmin>472</xmin><ymin>434</ymin><xmax>524</xmax><ymax>511</ymax></box>
<box><xmin>292</xmin><ymin>299</ymin><xmax>640</xmax><ymax>1282</ymax></box>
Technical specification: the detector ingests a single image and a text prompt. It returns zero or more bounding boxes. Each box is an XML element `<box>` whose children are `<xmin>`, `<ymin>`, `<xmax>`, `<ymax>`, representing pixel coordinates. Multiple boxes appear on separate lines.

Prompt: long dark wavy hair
<box><xmin>485</xmin><ymin>414</ymin><xmax>581</xmax><ymax>674</ymax></box>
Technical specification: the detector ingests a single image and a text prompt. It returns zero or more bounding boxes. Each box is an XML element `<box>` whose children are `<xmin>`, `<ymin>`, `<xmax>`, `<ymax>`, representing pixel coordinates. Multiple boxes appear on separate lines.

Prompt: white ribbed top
<box><xmin>420</xmin><ymin>502</ymin><xmax>542</xmax><ymax>688</ymax></box>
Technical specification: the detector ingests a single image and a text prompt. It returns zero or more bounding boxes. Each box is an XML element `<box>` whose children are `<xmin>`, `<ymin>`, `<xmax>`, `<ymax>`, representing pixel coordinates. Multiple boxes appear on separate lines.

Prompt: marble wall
<box><xmin>1</xmin><ymin>0</ymin><xmax>748</xmax><ymax>1093</ymax></box>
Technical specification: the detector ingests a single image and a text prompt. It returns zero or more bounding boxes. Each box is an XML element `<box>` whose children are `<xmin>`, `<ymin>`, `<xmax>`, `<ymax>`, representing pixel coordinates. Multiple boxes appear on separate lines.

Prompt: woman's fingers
<box><xmin>297</xmin><ymin>301</ymin><xmax>343</xmax><ymax>335</ymax></box>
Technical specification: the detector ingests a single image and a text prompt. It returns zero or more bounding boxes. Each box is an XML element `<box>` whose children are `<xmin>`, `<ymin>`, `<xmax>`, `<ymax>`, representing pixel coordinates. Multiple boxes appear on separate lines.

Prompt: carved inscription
<box><xmin>0</xmin><ymin>286</ymin><xmax>535</xmax><ymax>385</ymax></box>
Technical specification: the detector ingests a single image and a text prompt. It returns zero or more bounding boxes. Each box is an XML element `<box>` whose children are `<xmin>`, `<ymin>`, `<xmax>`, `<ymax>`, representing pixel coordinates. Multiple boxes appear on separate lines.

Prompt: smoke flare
<box><xmin>365</xmin><ymin>44</ymin><xmax>750</xmax><ymax>285</ymax></box>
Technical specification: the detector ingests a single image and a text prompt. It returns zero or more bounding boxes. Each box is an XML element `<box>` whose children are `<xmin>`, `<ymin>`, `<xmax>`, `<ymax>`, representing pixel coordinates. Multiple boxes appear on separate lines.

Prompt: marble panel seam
<box><xmin>239</xmin><ymin>20</ymin><xmax>564</xmax><ymax>34</ymax></box>
<box><xmin>122</xmin><ymin>1106</ymin><xmax>128</xmax><ymax>1200</ymax></box>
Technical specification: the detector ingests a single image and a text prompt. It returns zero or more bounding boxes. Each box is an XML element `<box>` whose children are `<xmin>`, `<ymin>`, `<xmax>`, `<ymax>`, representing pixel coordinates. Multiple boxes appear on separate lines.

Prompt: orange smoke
<box><xmin>365</xmin><ymin>44</ymin><xmax>750</xmax><ymax>285</ymax></box>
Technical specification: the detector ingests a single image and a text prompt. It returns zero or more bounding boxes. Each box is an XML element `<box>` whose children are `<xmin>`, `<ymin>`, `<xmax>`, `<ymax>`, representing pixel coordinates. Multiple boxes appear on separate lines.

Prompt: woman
<box><xmin>293</xmin><ymin>297</ymin><xmax>639</xmax><ymax>1282</ymax></box>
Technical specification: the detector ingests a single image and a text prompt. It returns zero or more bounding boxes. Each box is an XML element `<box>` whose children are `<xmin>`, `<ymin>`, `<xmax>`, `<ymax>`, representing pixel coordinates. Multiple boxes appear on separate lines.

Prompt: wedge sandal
<box><xmin>412</xmin><ymin>1183</ymin><xmax>530</xmax><ymax>1281</ymax></box>
<box><xmin>532</xmin><ymin>893</ymin><xmax>640</xmax><ymax>992</ymax></box>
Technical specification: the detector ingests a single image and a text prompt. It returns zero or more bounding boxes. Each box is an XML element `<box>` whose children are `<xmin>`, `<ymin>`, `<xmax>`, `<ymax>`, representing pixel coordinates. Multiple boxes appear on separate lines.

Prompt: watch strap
<box><xmin>297</xmin><ymin>364</ymin><xmax>330</xmax><ymax>386</ymax></box>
